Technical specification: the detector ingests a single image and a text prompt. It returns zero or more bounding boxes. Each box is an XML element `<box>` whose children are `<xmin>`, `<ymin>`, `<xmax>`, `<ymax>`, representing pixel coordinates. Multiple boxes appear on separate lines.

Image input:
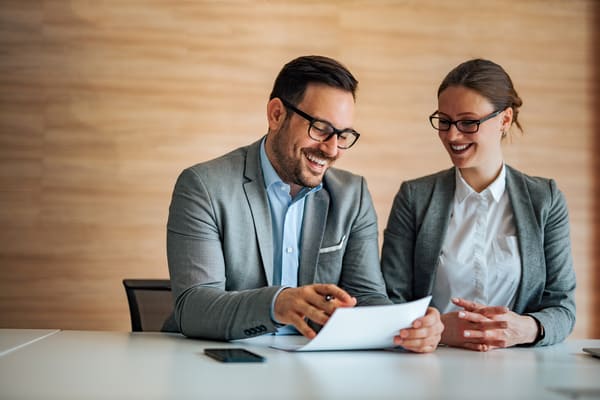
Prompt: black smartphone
<box><xmin>582</xmin><ymin>348</ymin><xmax>600</xmax><ymax>359</ymax></box>
<box><xmin>204</xmin><ymin>347</ymin><xmax>265</xmax><ymax>363</ymax></box>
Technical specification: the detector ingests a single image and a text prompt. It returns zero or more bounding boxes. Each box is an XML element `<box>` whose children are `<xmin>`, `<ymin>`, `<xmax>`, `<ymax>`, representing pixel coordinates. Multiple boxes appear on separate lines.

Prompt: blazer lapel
<box><xmin>414</xmin><ymin>168</ymin><xmax>455</xmax><ymax>297</ymax></box>
<box><xmin>243</xmin><ymin>139</ymin><xmax>274</xmax><ymax>285</ymax></box>
<box><xmin>298</xmin><ymin>189</ymin><xmax>329</xmax><ymax>286</ymax></box>
<box><xmin>506</xmin><ymin>165</ymin><xmax>541</xmax><ymax>312</ymax></box>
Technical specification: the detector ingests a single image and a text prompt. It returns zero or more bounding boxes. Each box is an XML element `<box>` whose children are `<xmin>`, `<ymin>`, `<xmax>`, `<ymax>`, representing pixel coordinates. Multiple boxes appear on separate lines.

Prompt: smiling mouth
<box><xmin>450</xmin><ymin>143</ymin><xmax>473</xmax><ymax>154</ymax></box>
<box><xmin>304</xmin><ymin>151</ymin><xmax>328</xmax><ymax>168</ymax></box>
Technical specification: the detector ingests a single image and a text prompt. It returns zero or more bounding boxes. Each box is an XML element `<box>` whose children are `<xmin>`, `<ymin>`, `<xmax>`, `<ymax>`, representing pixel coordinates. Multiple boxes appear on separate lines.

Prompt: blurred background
<box><xmin>0</xmin><ymin>0</ymin><xmax>597</xmax><ymax>338</ymax></box>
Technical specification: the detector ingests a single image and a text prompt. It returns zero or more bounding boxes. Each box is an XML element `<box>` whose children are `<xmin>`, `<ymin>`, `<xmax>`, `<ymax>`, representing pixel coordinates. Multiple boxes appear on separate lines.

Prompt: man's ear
<box><xmin>267</xmin><ymin>97</ymin><xmax>287</xmax><ymax>132</ymax></box>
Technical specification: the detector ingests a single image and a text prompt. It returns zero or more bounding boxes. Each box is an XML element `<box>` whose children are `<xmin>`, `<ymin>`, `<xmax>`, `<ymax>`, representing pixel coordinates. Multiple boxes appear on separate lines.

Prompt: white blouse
<box><xmin>431</xmin><ymin>165</ymin><xmax>522</xmax><ymax>314</ymax></box>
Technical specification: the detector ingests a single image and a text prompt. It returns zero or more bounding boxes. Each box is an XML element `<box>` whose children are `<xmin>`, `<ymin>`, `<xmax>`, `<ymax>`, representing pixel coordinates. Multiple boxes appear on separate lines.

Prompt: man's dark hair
<box><xmin>269</xmin><ymin>55</ymin><xmax>358</xmax><ymax>105</ymax></box>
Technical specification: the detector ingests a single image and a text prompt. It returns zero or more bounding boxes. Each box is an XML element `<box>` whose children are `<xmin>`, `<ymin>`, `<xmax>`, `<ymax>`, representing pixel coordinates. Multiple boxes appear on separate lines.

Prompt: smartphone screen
<box><xmin>204</xmin><ymin>347</ymin><xmax>265</xmax><ymax>363</ymax></box>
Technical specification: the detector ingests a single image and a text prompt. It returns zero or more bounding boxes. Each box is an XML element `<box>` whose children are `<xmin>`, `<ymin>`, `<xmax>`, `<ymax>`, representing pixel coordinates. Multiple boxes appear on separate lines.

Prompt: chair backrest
<box><xmin>122</xmin><ymin>279</ymin><xmax>175</xmax><ymax>332</ymax></box>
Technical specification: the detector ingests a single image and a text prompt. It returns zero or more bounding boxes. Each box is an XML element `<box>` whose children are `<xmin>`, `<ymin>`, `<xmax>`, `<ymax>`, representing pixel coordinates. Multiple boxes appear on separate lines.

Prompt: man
<box><xmin>167</xmin><ymin>55</ymin><xmax>442</xmax><ymax>352</ymax></box>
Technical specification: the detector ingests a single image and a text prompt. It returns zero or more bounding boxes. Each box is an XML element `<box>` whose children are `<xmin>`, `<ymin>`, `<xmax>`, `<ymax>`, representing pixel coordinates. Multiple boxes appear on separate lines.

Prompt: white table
<box><xmin>0</xmin><ymin>330</ymin><xmax>598</xmax><ymax>399</ymax></box>
<box><xmin>0</xmin><ymin>328</ymin><xmax>59</xmax><ymax>357</ymax></box>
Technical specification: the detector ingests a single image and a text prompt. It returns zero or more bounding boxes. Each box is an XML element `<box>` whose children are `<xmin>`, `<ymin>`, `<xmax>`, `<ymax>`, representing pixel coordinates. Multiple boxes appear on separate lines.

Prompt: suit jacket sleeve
<box><xmin>525</xmin><ymin>180</ymin><xmax>576</xmax><ymax>346</ymax></box>
<box><xmin>167</xmin><ymin>167</ymin><xmax>281</xmax><ymax>341</ymax></box>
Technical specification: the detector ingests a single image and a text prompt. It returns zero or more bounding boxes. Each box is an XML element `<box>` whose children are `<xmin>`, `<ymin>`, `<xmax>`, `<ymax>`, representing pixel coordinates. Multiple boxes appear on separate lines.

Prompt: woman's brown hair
<box><xmin>438</xmin><ymin>58</ymin><xmax>523</xmax><ymax>132</ymax></box>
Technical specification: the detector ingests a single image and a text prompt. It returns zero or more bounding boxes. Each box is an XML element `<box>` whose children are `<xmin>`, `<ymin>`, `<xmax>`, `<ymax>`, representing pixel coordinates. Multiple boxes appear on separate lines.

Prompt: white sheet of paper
<box><xmin>270</xmin><ymin>296</ymin><xmax>431</xmax><ymax>352</ymax></box>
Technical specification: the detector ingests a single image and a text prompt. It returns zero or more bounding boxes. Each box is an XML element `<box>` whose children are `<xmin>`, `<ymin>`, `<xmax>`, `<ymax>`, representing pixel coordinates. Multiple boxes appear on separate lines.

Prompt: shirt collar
<box><xmin>259</xmin><ymin>137</ymin><xmax>322</xmax><ymax>198</ymax></box>
<box><xmin>454</xmin><ymin>164</ymin><xmax>506</xmax><ymax>204</ymax></box>
<box><xmin>260</xmin><ymin>138</ymin><xmax>281</xmax><ymax>191</ymax></box>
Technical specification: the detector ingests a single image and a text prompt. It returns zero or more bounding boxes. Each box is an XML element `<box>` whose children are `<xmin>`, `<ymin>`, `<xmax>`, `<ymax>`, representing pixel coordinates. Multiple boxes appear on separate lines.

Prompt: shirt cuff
<box><xmin>270</xmin><ymin>286</ymin><xmax>289</xmax><ymax>327</ymax></box>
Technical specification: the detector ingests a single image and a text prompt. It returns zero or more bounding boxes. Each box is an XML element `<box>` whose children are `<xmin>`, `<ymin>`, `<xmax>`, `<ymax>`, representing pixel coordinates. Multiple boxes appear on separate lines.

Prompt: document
<box><xmin>270</xmin><ymin>296</ymin><xmax>431</xmax><ymax>351</ymax></box>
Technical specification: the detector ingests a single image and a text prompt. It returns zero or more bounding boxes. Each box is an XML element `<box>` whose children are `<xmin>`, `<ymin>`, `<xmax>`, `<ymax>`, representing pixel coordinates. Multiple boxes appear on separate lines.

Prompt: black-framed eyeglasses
<box><xmin>429</xmin><ymin>109</ymin><xmax>503</xmax><ymax>134</ymax></box>
<box><xmin>279</xmin><ymin>98</ymin><xmax>360</xmax><ymax>149</ymax></box>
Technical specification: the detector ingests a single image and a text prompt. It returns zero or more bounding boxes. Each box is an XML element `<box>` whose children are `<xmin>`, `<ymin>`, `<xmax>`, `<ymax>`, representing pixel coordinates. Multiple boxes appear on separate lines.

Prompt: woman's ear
<box><xmin>267</xmin><ymin>98</ymin><xmax>287</xmax><ymax>132</ymax></box>
<box><xmin>501</xmin><ymin>107</ymin><xmax>514</xmax><ymax>131</ymax></box>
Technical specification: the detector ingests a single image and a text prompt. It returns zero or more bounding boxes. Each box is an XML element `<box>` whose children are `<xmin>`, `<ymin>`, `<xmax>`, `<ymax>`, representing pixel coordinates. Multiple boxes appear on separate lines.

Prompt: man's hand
<box><xmin>274</xmin><ymin>284</ymin><xmax>356</xmax><ymax>338</ymax></box>
<box><xmin>394</xmin><ymin>307</ymin><xmax>444</xmax><ymax>353</ymax></box>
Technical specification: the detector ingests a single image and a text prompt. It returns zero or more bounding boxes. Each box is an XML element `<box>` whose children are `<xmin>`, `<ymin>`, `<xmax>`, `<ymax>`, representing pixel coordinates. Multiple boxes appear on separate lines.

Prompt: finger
<box><xmin>477</xmin><ymin>338</ymin><xmax>507</xmax><ymax>348</ymax></box>
<box><xmin>476</xmin><ymin>320</ymin><xmax>508</xmax><ymax>330</ymax></box>
<box><xmin>458</xmin><ymin>310</ymin><xmax>491</xmax><ymax>323</ymax></box>
<box><xmin>452</xmin><ymin>298</ymin><xmax>485</xmax><ymax>312</ymax></box>
<box><xmin>458</xmin><ymin>311</ymin><xmax>508</xmax><ymax>328</ymax></box>
<box><xmin>302</xmin><ymin>304</ymin><xmax>331</xmax><ymax>326</ymax></box>
<box><xmin>323</xmin><ymin>294</ymin><xmax>357</xmax><ymax>310</ymax></box>
<box><xmin>399</xmin><ymin>320</ymin><xmax>443</xmax><ymax>344</ymax></box>
<box><xmin>303</xmin><ymin>292</ymin><xmax>335</xmax><ymax>317</ymax></box>
<box><xmin>403</xmin><ymin>323</ymin><xmax>444</xmax><ymax>340</ymax></box>
<box><xmin>394</xmin><ymin>336</ymin><xmax>439</xmax><ymax>353</ymax></box>
<box><xmin>478</xmin><ymin>306</ymin><xmax>510</xmax><ymax>318</ymax></box>
<box><xmin>312</xmin><ymin>284</ymin><xmax>356</xmax><ymax>306</ymax></box>
<box><xmin>305</xmin><ymin>288</ymin><xmax>356</xmax><ymax>317</ymax></box>
<box><xmin>463</xmin><ymin>329</ymin><xmax>507</xmax><ymax>347</ymax></box>
<box><xmin>402</xmin><ymin>343</ymin><xmax>437</xmax><ymax>353</ymax></box>
<box><xmin>400</xmin><ymin>327</ymin><xmax>431</xmax><ymax>340</ymax></box>
<box><xmin>289</xmin><ymin>314</ymin><xmax>317</xmax><ymax>339</ymax></box>
<box><xmin>463</xmin><ymin>328</ymin><xmax>494</xmax><ymax>339</ymax></box>
<box><xmin>462</xmin><ymin>342</ymin><xmax>489</xmax><ymax>352</ymax></box>
<box><xmin>412</xmin><ymin>307</ymin><xmax>440</xmax><ymax>329</ymax></box>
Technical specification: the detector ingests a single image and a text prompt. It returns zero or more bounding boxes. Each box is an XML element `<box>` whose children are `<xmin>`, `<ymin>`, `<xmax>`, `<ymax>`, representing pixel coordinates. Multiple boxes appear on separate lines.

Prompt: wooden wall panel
<box><xmin>592</xmin><ymin>0</ymin><xmax>600</xmax><ymax>339</ymax></box>
<box><xmin>0</xmin><ymin>0</ymin><xmax>596</xmax><ymax>337</ymax></box>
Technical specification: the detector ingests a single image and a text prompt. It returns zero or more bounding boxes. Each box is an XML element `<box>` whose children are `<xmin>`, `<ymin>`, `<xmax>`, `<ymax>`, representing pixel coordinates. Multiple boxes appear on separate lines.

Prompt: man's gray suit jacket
<box><xmin>381</xmin><ymin>165</ymin><xmax>576</xmax><ymax>346</ymax></box>
<box><xmin>167</xmin><ymin>138</ymin><xmax>389</xmax><ymax>340</ymax></box>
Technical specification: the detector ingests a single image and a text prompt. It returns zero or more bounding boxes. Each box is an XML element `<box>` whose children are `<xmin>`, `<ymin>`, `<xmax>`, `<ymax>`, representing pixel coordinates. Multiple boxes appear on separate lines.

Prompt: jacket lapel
<box><xmin>415</xmin><ymin>168</ymin><xmax>455</xmax><ymax>297</ymax></box>
<box><xmin>243</xmin><ymin>139</ymin><xmax>274</xmax><ymax>285</ymax></box>
<box><xmin>506</xmin><ymin>165</ymin><xmax>541</xmax><ymax>312</ymax></box>
<box><xmin>298</xmin><ymin>189</ymin><xmax>329</xmax><ymax>286</ymax></box>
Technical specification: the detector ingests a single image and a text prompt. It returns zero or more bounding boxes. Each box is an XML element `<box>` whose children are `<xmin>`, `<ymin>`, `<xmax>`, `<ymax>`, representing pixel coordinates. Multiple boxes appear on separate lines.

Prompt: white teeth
<box><xmin>451</xmin><ymin>144</ymin><xmax>469</xmax><ymax>151</ymax></box>
<box><xmin>306</xmin><ymin>153</ymin><xmax>326</xmax><ymax>166</ymax></box>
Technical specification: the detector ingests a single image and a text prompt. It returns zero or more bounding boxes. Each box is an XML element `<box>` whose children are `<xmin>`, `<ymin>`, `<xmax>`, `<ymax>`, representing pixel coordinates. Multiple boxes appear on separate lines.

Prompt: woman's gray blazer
<box><xmin>381</xmin><ymin>165</ymin><xmax>576</xmax><ymax>346</ymax></box>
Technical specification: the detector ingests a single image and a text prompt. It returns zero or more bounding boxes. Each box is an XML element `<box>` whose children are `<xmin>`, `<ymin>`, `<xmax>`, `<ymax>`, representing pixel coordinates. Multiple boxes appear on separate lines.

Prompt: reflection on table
<box><xmin>0</xmin><ymin>329</ymin><xmax>59</xmax><ymax>357</ymax></box>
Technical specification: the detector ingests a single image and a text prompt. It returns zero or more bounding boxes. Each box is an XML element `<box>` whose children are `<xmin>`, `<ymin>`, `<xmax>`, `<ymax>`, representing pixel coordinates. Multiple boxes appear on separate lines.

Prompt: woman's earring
<box><xmin>501</xmin><ymin>130</ymin><xmax>507</xmax><ymax>138</ymax></box>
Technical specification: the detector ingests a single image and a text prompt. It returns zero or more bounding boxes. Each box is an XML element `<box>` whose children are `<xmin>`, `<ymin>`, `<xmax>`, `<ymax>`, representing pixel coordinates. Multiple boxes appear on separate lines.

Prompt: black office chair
<box><xmin>122</xmin><ymin>279</ymin><xmax>178</xmax><ymax>332</ymax></box>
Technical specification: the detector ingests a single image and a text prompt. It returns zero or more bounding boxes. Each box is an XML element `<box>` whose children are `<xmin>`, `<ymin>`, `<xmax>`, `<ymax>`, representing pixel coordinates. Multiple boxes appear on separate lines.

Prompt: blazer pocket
<box><xmin>319</xmin><ymin>235</ymin><xmax>346</xmax><ymax>254</ymax></box>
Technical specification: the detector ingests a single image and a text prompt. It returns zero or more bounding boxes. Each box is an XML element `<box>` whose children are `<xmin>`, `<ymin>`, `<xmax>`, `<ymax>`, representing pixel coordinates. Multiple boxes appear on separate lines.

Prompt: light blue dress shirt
<box><xmin>260</xmin><ymin>139</ymin><xmax>322</xmax><ymax>333</ymax></box>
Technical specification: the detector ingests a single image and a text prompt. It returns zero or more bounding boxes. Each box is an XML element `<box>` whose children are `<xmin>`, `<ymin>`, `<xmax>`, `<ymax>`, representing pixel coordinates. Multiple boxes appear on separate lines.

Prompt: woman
<box><xmin>381</xmin><ymin>59</ymin><xmax>576</xmax><ymax>351</ymax></box>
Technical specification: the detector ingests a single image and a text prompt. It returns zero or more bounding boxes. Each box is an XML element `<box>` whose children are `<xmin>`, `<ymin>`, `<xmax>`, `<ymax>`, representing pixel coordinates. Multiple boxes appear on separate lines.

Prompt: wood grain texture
<box><xmin>592</xmin><ymin>0</ymin><xmax>600</xmax><ymax>339</ymax></box>
<box><xmin>0</xmin><ymin>0</ymin><xmax>596</xmax><ymax>337</ymax></box>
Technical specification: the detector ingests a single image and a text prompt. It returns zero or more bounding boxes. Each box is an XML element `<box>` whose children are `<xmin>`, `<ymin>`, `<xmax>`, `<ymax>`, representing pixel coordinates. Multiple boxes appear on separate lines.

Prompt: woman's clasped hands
<box><xmin>441</xmin><ymin>298</ymin><xmax>540</xmax><ymax>351</ymax></box>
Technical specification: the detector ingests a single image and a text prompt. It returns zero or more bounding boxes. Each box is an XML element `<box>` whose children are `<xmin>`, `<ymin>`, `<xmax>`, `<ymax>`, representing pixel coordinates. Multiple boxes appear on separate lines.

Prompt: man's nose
<box><xmin>318</xmin><ymin>134</ymin><xmax>339</xmax><ymax>157</ymax></box>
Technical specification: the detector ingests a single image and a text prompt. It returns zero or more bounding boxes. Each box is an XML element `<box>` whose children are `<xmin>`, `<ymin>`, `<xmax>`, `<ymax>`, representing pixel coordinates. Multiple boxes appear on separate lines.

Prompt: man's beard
<box><xmin>269</xmin><ymin>125</ymin><xmax>336</xmax><ymax>189</ymax></box>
